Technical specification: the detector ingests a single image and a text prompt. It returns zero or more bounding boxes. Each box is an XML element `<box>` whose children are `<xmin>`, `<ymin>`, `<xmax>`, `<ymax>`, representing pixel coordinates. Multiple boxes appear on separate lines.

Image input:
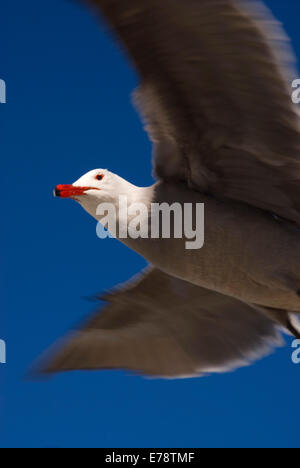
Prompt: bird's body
<box><xmin>78</xmin><ymin>175</ymin><xmax>300</xmax><ymax>312</ymax></box>
<box><xmin>120</xmin><ymin>182</ymin><xmax>300</xmax><ymax>312</ymax></box>
<box><xmin>36</xmin><ymin>0</ymin><xmax>300</xmax><ymax>378</ymax></box>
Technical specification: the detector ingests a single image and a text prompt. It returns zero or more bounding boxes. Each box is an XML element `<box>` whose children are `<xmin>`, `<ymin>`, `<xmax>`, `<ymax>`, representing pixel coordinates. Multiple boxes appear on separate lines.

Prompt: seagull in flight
<box><xmin>37</xmin><ymin>0</ymin><xmax>300</xmax><ymax>378</ymax></box>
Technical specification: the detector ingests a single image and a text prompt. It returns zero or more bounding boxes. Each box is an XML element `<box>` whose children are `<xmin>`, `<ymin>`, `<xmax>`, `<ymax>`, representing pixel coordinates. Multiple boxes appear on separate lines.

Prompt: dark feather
<box><xmin>34</xmin><ymin>268</ymin><xmax>282</xmax><ymax>377</ymax></box>
<box><xmin>85</xmin><ymin>0</ymin><xmax>300</xmax><ymax>224</ymax></box>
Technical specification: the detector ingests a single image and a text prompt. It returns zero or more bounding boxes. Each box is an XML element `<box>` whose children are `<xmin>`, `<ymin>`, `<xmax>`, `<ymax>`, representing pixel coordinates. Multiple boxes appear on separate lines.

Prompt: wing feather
<box><xmin>85</xmin><ymin>0</ymin><xmax>300</xmax><ymax>224</ymax></box>
<box><xmin>34</xmin><ymin>268</ymin><xmax>282</xmax><ymax>378</ymax></box>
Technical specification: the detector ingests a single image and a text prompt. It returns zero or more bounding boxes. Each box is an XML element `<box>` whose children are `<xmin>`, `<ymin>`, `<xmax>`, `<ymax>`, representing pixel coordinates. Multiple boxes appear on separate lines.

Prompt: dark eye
<box><xmin>96</xmin><ymin>174</ymin><xmax>104</xmax><ymax>181</ymax></box>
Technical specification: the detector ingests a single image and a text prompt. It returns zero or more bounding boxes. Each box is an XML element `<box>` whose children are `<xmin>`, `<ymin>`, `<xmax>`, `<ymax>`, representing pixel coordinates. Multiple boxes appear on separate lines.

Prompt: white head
<box><xmin>54</xmin><ymin>169</ymin><xmax>137</xmax><ymax>219</ymax></box>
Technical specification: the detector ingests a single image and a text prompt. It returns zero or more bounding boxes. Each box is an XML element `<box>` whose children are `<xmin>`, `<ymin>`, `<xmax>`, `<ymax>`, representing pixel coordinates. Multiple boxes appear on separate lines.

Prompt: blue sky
<box><xmin>1</xmin><ymin>0</ymin><xmax>300</xmax><ymax>448</ymax></box>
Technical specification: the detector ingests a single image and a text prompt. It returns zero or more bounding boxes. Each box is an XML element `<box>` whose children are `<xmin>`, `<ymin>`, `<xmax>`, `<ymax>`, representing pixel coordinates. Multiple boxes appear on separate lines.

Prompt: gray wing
<box><xmin>36</xmin><ymin>268</ymin><xmax>282</xmax><ymax>378</ymax></box>
<box><xmin>85</xmin><ymin>0</ymin><xmax>300</xmax><ymax>224</ymax></box>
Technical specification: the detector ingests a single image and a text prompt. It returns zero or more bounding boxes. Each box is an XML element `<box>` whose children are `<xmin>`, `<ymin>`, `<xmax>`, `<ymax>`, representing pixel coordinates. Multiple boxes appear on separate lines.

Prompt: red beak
<box><xmin>54</xmin><ymin>185</ymin><xmax>98</xmax><ymax>199</ymax></box>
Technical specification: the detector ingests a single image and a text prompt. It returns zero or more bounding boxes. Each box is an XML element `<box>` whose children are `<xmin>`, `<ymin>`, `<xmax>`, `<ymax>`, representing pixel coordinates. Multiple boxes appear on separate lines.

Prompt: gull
<box><xmin>37</xmin><ymin>0</ymin><xmax>300</xmax><ymax>378</ymax></box>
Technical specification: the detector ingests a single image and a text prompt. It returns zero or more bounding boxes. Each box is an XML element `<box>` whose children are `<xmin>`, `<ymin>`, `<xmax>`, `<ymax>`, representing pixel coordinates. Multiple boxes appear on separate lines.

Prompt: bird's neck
<box><xmin>97</xmin><ymin>182</ymin><xmax>155</xmax><ymax>243</ymax></box>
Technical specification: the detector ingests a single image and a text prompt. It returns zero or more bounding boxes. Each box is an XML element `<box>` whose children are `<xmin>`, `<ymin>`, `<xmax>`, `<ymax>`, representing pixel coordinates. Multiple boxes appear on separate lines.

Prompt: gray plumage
<box><xmin>37</xmin><ymin>268</ymin><xmax>283</xmax><ymax>377</ymax></box>
<box><xmin>36</xmin><ymin>0</ymin><xmax>300</xmax><ymax>378</ymax></box>
<box><xmin>91</xmin><ymin>0</ymin><xmax>300</xmax><ymax>224</ymax></box>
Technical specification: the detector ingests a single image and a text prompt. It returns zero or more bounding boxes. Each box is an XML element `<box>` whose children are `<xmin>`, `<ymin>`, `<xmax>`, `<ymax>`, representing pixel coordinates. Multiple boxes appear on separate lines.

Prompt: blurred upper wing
<box><xmin>85</xmin><ymin>0</ymin><xmax>300</xmax><ymax>224</ymax></box>
<box><xmin>36</xmin><ymin>268</ymin><xmax>281</xmax><ymax>378</ymax></box>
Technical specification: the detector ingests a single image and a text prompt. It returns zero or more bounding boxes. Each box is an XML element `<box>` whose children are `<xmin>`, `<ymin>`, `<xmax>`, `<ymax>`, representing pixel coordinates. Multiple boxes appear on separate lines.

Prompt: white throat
<box><xmin>77</xmin><ymin>174</ymin><xmax>154</xmax><ymax>224</ymax></box>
